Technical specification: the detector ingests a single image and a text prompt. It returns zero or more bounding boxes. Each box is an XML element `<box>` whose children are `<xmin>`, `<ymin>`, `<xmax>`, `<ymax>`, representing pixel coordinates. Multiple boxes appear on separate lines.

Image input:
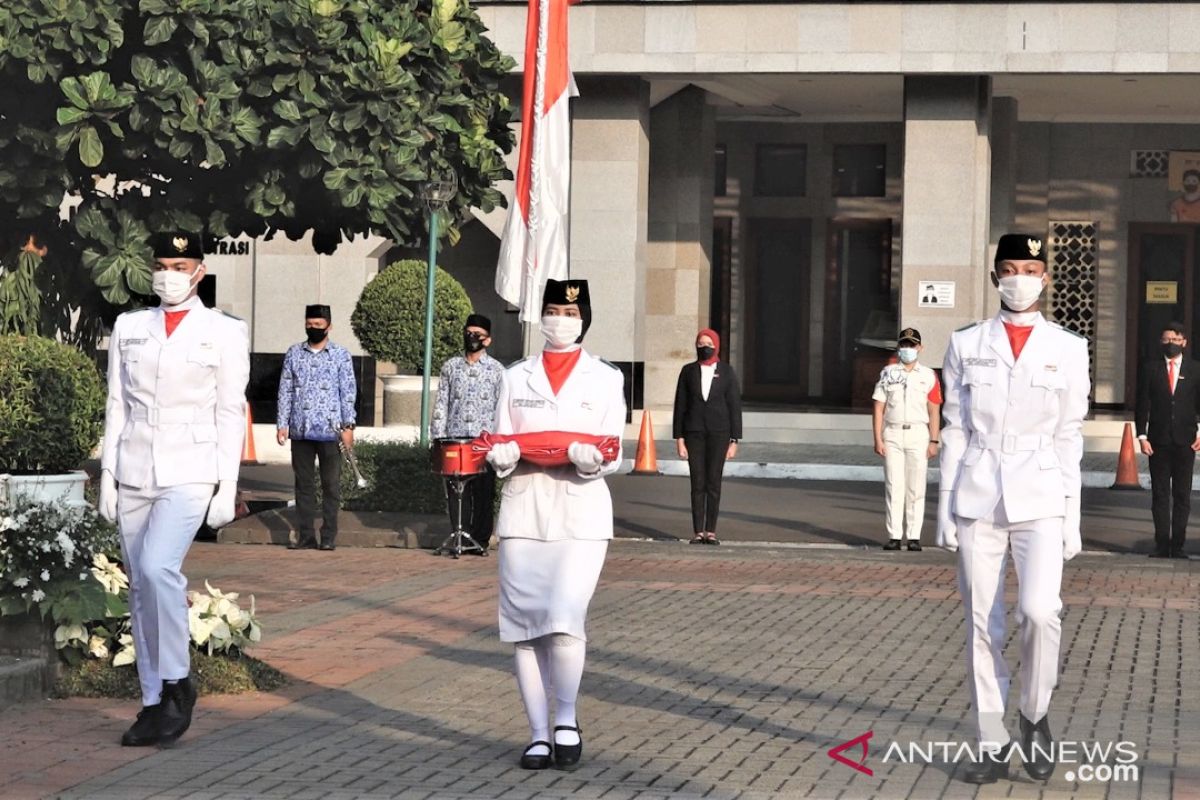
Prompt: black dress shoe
<box><xmin>1019</xmin><ymin>714</ymin><xmax>1056</xmax><ymax>781</ymax></box>
<box><xmin>120</xmin><ymin>705</ymin><xmax>161</xmax><ymax>747</ymax></box>
<box><xmin>907</xmin><ymin>541</ymin><xmax>922</xmax><ymax>552</ymax></box>
<box><xmin>1171</xmin><ymin>551</ymin><xmax>1191</xmax><ymax>560</ymax></box>
<box><xmin>883</xmin><ymin>539</ymin><xmax>902</xmax><ymax>550</ymax></box>
<box><xmin>157</xmin><ymin>677</ymin><xmax>197</xmax><ymax>746</ymax></box>
<box><xmin>553</xmin><ymin>724</ymin><xmax>583</xmax><ymax>770</ymax></box>
<box><xmin>518</xmin><ymin>741</ymin><xmax>553</xmax><ymax>770</ymax></box>
<box><xmin>288</xmin><ymin>537</ymin><xmax>317</xmax><ymax>550</ymax></box>
<box><xmin>959</xmin><ymin>741</ymin><xmax>1013</xmax><ymax>784</ymax></box>
<box><xmin>318</xmin><ymin>541</ymin><xmax>336</xmax><ymax>551</ymax></box>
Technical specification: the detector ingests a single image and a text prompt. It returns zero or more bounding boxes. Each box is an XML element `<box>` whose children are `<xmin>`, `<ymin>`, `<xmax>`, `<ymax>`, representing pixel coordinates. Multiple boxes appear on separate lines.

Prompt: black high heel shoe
<box><xmin>519</xmin><ymin>741</ymin><xmax>553</xmax><ymax>770</ymax></box>
<box><xmin>553</xmin><ymin>724</ymin><xmax>583</xmax><ymax>770</ymax></box>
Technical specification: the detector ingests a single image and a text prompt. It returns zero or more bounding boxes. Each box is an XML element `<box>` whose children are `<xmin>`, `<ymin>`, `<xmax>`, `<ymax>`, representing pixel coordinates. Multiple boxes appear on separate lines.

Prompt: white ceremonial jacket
<box><xmin>101</xmin><ymin>297</ymin><xmax>250</xmax><ymax>489</ymax></box>
<box><xmin>940</xmin><ymin>313</ymin><xmax>1090</xmax><ymax>523</ymax></box>
<box><xmin>493</xmin><ymin>349</ymin><xmax>626</xmax><ymax>541</ymax></box>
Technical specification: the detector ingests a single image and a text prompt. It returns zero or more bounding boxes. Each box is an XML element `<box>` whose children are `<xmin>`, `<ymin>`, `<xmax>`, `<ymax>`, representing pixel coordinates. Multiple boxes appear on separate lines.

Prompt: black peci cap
<box><xmin>304</xmin><ymin>304</ymin><xmax>332</xmax><ymax>321</ymax></box>
<box><xmin>152</xmin><ymin>231</ymin><xmax>205</xmax><ymax>260</ymax></box>
<box><xmin>994</xmin><ymin>233</ymin><xmax>1046</xmax><ymax>265</ymax></box>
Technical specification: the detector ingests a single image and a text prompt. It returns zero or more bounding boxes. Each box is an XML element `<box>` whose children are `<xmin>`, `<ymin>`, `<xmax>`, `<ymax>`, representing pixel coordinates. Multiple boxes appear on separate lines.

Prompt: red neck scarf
<box><xmin>164</xmin><ymin>309</ymin><xmax>190</xmax><ymax>338</ymax></box>
<box><xmin>542</xmin><ymin>349</ymin><xmax>582</xmax><ymax>395</ymax></box>
<box><xmin>697</xmin><ymin>328</ymin><xmax>721</xmax><ymax>366</ymax></box>
<box><xmin>1002</xmin><ymin>321</ymin><xmax>1033</xmax><ymax>361</ymax></box>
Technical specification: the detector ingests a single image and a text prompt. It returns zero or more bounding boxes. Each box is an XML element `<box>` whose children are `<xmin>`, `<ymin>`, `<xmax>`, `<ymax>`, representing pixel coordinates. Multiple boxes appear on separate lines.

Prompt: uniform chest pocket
<box><xmin>963</xmin><ymin>369</ymin><xmax>993</xmax><ymax>388</ymax></box>
<box><xmin>189</xmin><ymin>347</ymin><xmax>219</xmax><ymax>367</ymax></box>
<box><xmin>1030</xmin><ymin>371</ymin><xmax>1065</xmax><ymax>391</ymax></box>
<box><xmin>121</xmin><ymin>348</ymin><xmax>143</xmax><ymax>364</ymax></box>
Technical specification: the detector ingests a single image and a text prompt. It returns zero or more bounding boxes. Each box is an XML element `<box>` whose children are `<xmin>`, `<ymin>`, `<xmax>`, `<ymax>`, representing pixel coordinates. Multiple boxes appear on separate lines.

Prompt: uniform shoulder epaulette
<box><xmin>1047</xmin><ymin>321</ymin><xmax>1086</xmax><ymax>340</ymax></box>
<box><xmin>215</xmin><ymin>308</ymin><xmax>244</xmax><ymax>322</ymax></box>
<box><xmin>955</xmin><ymin>320</ymin><xmax>985</xmax><ymax>332</ymax></box>
<box><xmin>597</xmin><ymin>357</ymin><xmax>621</xmax><ymax>371</ymax></box>
<box><xmin>120</xmin><ymin>306</ymin><xmax>154</xmax><ymax>316</ymax></box>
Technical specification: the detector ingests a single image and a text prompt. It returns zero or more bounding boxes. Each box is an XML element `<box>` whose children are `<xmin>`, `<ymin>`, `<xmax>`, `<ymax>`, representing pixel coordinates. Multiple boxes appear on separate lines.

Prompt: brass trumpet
<box><xmin>331</xmin><ymin>418</ymin><xmax>368</xmax><ymax>489</ymax></box>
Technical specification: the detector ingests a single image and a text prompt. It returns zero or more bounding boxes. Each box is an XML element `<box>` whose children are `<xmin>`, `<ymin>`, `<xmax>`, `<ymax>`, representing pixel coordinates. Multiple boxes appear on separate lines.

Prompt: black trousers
<box><xmin>685</xmin><ymin>431</ymin><xmax>730</xmax><ymax>533</ymax></box>
<box><xmin>445</xmin><ymin>469</ymin><xmax>497</xmax><ymax>546</ymax></box>
<box><xmin>1149</xmin><ymin>442</ymin><xmax>1195</xmax><ymax>554</ymax></box>
<box><xmin>292</xmin><ymin>440</ymin><xmax>342</xmax><ymax>545</ymax></box>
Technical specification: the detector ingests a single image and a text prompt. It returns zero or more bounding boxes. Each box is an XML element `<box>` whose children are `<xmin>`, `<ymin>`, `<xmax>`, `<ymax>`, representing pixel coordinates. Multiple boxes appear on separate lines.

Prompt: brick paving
<box><xmin>1</xmin><ymin>543</ymin><xmax>1198</xmax><ymax>799</ymax></box>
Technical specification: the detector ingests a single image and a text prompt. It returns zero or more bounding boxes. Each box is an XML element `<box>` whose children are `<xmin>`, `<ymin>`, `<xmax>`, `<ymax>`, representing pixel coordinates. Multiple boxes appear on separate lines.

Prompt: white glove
<box><xmin>1062</xmin><ymin>495</ymin><xmax>1082</xmax><ymax>561</ymax></box>
<box><xmin>206</xmin><ymin>480</ymin><xmax>238</xmax><ymax>529</ymax></box>
<box><xmin>568</xmin><ymin>442</ymin><xmax>605</xmax><ymax>475</ymax></box>
<box><xmin>98</xmin><ymin>470</ymin><xmax>118</xmax><ymax>523</ymax></box>
<box><xmin>936</xmin><ymin>490</ymin><xmax>959</xmax><ymax>553</ymax></box>
<box><xmin>486</xmin><ymin>441</ymin><xmax>521</xmax><ymax>477</ymax></box>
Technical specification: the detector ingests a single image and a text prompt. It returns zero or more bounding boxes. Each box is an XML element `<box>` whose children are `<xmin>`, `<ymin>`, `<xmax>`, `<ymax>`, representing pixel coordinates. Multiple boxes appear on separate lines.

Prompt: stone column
<box><xmin>644</xmin><ymin>86</ymin><xmax>716</xmax><ymax>412</ymax></box>
<box><xmin>900</xmin><ymin>76</ymin><xmax>993</xmax><ymax>366</ymax></box>
<box><xmin>568</xmin><ymin>77</ymin><xmax>650</xmax><ymax>386</ymax></box>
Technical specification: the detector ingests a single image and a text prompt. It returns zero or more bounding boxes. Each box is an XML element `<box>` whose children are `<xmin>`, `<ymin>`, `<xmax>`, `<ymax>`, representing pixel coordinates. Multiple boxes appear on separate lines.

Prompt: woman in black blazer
<box><xmin>672</xmin><ymin>329</ymin><xmax>743</xmax><ymax>544</ymax></box>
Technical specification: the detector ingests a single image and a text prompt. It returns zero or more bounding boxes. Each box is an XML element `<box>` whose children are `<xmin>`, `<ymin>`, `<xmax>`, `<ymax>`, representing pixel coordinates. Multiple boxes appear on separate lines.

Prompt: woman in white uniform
<box><xmin>486</xmin><ymin>279</ymin><xmax>626</xmax><ymax>771</ymax></box>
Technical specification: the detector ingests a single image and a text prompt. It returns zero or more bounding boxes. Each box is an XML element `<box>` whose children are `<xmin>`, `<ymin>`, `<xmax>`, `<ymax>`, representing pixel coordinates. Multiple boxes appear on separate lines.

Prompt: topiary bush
<box><xmin>0</xmin><ymin>335</ymin><xmax>105</xmax><ymax>474</ymax></box>
<box><xmin>351</xmin><ymin>259</ymin><xmax>473</xmax><ymax>373</ymax></box>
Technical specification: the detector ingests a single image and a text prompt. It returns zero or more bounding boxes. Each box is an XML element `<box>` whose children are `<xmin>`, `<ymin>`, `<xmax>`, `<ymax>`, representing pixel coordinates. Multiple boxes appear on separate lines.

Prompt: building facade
<box><xmin>204</xmin><ymin>3</ymin><xmax>1200</xmax><ymax>424</ymax></box>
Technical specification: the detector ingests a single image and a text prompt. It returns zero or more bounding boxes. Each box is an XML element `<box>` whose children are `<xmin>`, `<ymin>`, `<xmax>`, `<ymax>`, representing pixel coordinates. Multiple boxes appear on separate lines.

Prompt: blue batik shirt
<box><xmin>430</xmin><ymin>353</ymin><xmax>504</xmax><ymax>439</ymax></box>
<box><xmin>277</xmin><ymin>341</ymin><xmax>357</xmax><ymax>442</ymax></box>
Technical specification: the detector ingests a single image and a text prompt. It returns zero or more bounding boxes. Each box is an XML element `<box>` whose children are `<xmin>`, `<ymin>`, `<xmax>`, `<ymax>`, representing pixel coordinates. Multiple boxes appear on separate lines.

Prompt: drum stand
<box><xmin>435</xmin><ymin>473</ymin><xmax>487</xmax><ymax>559</ymax></box>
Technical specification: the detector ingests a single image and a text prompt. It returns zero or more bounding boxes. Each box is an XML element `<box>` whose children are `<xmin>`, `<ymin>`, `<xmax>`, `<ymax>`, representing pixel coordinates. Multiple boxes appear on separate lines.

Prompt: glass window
<box><xmin>833</xmin><ymin>144</ymin><xmax>886</xmax><ymax>197</ymax></box>
<box><xmin>755</xmin><ymin>144</ymin><xmax>806</xmax><ymax>197</ymax></box>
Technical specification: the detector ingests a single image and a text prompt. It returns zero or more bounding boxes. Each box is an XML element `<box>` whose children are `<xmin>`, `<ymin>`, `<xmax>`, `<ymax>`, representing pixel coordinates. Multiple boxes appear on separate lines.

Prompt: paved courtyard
<box><xmin>1</xmin><ymin>542</ymin><xmax>1198</xmax><ymax>799</ymax></box>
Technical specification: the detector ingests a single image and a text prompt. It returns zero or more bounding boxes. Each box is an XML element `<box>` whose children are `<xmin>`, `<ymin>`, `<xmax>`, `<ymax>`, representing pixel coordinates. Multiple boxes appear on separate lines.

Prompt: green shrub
<box><xmin>338</xmin><ymin>441</ymin><xmax>448</xmax><ymax>514</ymax></box>
<box><xmin>0</xmin><ymin>335</ymin><xmax>105</xmax><ymax>474</ymax></box>
<box><xmin>350</xmin><ymin>259</ymin><xmax>473</xmax><ymax>373</ymax></box>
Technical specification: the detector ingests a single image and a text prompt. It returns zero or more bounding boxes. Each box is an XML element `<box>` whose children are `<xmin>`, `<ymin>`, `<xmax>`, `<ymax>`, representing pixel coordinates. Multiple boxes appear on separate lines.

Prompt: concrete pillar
<box><xmin>644</xmin><ymin>86</ymin><xmax>716</xmax><ymax>411</ymax></box>
<box><xmin>900</xmin><ymin>76</ymin><xmax>993</xmax><ymax>366</ymax></box>
<box><xmin>568</xmin><ymin>77</ymin><xmax>650</xmax><ymax>368</ymax></box>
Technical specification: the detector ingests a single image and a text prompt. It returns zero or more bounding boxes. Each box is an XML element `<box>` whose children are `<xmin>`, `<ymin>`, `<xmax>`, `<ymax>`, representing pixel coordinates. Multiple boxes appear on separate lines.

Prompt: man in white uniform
<box><xmin>98</xmin><ymin>231</ymin><xmax>250</xmax><ymax>747</ymax></box>
<box><xmin>938</xmin><ymin>233</ymin><xmax>1089</xmax><ymax>784</ymax></box>
<box><xmin>872</xmin><ymin>327</ymin><xmax>942</xmax><ymax>550</ymax></box>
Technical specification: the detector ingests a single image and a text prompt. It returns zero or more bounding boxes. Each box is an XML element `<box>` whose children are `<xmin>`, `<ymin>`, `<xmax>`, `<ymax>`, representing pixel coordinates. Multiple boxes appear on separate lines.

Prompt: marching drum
<box><xmin>431</xmin><ymin>437</ymin><xmax>487</xmax><ymax>477</ymax></box>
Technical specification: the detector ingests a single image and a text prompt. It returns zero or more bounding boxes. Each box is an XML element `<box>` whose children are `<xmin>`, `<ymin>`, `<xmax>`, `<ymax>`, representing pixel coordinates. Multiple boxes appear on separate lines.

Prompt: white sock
<box><xmin>548</xmin><ymin>633</ymin><xmax>586</xmax><ymax>746</ymax></box>
<box><xmin>514</xmin><ymin>641</ymin><xmax>550</xmax><ymax>755</ymax></box>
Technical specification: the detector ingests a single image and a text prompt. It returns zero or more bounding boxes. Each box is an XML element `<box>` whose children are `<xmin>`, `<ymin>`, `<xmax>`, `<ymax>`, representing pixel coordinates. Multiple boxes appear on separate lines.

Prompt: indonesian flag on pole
<box><xmin>495</xmin><ymin>0</ymin><xmax>579</xmax><ymax>322</ymax></box>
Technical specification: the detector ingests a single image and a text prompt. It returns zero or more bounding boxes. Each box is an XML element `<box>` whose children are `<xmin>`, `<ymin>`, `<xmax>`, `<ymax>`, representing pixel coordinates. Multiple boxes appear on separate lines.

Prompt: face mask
<box><xmin>306</xmin><ymin>327</ymin><xmax>328</xmax><ymax>345</ymax></box>
<box><xmin>152</xmin><ymin>269</ymin><xmax>199</xmax><ymax>306</ymax></box>
<box><xmin>897</xmin><ymin>347</ymin><xmax>918</xmax><ymax>364</ymax></box>
<box><xmin>540</xmin><ymin>315</ymin><xmax>583</xmax><ymax>348</ymax></box>
<box><xmin>696</xmin><ymin>346</ymin><xmax>716</xmax><ymax>362</ymax></box>
<box><xmin>996</xmin><ymin>274</ymin><xmax>1045</xmax><ymax>310</ymax></box>
<box><xmin>464</xmin><ymin>333</ymin><xmax>486</xmax><ymax>353</ymax></box>
<box><xmin>1162</xmin><ymin>342</ymin><xmax>1184</xmax><ymax>358</ymax></box>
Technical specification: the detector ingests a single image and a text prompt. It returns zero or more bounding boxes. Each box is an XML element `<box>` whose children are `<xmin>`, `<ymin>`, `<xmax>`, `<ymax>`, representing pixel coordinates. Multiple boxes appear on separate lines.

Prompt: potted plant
<box><xmin>0</xmin><ymin>335</ymin><xmax>105</xmax><ymax>506</ymax></box>
<box><xmin>351</xmin><ymin>259</ymin><xmax>473</xmax><ymax>428</ymax></box>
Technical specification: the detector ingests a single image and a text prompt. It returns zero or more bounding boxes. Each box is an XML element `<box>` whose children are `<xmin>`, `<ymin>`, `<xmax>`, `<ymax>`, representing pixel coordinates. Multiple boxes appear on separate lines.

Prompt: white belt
<box><xmin>971</xmin><ymin>433</ymin><xmax>1051</xmax><ymax>453</ymax></box>
<box><xmin>130</xmin><ymin>407</ymin><xmax>213</xmax><ymax>426</ymax></box>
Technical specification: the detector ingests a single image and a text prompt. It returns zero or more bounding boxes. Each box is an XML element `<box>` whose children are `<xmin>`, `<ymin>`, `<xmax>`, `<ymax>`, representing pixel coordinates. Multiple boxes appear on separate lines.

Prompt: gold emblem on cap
<box><xmin>172</xmin><ymin>236</ymin><xmax>189</xmax><ymax>253</ymax></box>
<box><xmin>565</xmin><ymin>284</ymin><xmax>580</xmax><ymax>303</ymax></box>
<box><xmin>1027</xmin><ymin>238</ymin><xmax>1042</xmax><ymax>257</ymax></box>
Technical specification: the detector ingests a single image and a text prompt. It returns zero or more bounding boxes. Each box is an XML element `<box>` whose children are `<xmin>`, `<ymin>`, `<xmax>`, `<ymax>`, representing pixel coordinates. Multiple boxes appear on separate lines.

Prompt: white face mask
<box><xmin>152</xmin><ymin>268</ymin><xmax>200</xmax><ymax>306</ymax></box>
<box><xmin>996</xmin><ymin>274</ymin><xmax>1045</xmax><ymax>310</ymax></box>
<box><xmin>897</xmin><ymin>347</ymin><xmax>918</xmax><ymax>365</ymax></box>
<box><xmin>540</xmin><ymin>315</ymin><xmax>583</xmax><ymax>348</ymax></box>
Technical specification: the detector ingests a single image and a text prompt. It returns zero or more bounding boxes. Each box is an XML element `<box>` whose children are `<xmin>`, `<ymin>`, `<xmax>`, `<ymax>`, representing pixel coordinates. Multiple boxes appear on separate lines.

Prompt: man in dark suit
<box><xmin>1136</xmin><ymin>321</ymin><xmax>1200</xmax><ymax>559</ymax></box>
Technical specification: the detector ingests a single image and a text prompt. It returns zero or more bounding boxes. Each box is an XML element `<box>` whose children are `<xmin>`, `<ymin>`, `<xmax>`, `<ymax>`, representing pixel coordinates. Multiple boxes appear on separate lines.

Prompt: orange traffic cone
<box><xmin>1110</xmin><ymin>421</ymin><xmax>1142</xmax><ymax>490</ymax></box>
<box><xmin>241</xmin><ymin>405</ymin><xmax>259</xmax><ymax>466</ymax></box>
<box><xmin>632</xmin><ymin>410</ymin><xmax>659</xmax><ymax>475</ymax></box>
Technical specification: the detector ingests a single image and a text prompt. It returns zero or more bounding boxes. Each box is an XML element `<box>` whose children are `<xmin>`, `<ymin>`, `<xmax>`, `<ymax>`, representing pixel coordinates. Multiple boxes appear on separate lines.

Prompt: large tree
<box><xmin>0</xmin><ymin>0</ymin><xmax>514</xmax><ymax>344</ymax></box>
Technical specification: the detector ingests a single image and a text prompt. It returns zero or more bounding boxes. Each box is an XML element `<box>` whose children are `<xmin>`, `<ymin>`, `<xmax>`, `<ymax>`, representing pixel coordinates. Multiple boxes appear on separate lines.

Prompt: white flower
<box><xmin>30</xmin><ymin>589</ymin><xmax>44</xmax><ymax>602</ymax></box>
<box><xmin>0</xmin><ymin>516</ymin><xmax>14</xmax><ymax>531</ymax></box>
<box><xmin>91</xmin><ymin>554</ymin><xmax>129</xmax><ymax>594</ymax></box>
<box><xmin>12</xmin><ymin>577</ymin><xmax>28</xmax><ymax>588</ymax></box>
<box><xmin>88</xmin><ymin>635</ymin><xmax>110</xmax><ymax>660</ymax></box>
<box><xmin>112</xmin><ymin>634</ymin><xmax>136</xmax><ymax>667</ymax></box>
<box><xmin>54</xmin><ymin>624</ymin><xmax>87</xmax><ymax>650</ymax></box>
<box><xmin>40</xmin><ymin>541</ymin><xmax>51</xmax><ymax>552</ymax></box>
<box><xmin>40</xmin><ymin>569</ymin><xmax>50</xmax><ymax>581</ymax></box>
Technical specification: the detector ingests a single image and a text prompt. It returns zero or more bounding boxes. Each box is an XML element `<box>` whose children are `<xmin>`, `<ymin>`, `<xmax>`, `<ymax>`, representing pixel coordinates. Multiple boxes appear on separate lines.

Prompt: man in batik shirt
<box><xmin>277</xmin><ymin>304</ymin><xmax>357</xmax><ymax>551</ymax></box>
<box><xmin>431</xmin><ymin>314</ymin><xmax>505</xmax><ymax>549</ymax></box>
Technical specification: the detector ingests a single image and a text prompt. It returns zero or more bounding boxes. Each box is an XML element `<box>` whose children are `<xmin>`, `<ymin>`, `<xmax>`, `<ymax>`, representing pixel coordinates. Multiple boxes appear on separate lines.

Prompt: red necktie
<box><xmin>1169</xmin><ymin>359</ymin><xmax>1177</xmax><ymax>395</ymax></box>
<box><xmin>164</xmin><ymin>309</ymin><xmax>189</xmax><ymax>337</ymax></box>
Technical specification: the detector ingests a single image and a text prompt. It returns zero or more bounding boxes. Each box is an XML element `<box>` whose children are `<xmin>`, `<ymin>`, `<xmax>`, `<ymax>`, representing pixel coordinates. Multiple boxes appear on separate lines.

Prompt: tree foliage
<box><xmin>0</xmin><ymin>0</ymin><xmax>514</xmax><ymax>344</ymax></box>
